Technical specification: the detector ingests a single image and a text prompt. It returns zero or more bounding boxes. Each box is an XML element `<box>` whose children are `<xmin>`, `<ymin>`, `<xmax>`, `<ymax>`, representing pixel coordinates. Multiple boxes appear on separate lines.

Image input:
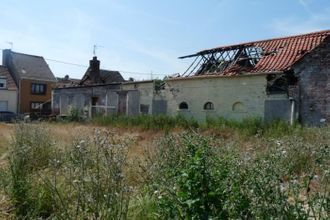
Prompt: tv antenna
<box><xmin>6</xmin><ymin>41</ymin><xmax>13</xmax><ymax>50</ymax></box>
<box><xmin>93</xmin><ymin>44</ymin><xmax>104</xmax><ymax>56</ymax></box>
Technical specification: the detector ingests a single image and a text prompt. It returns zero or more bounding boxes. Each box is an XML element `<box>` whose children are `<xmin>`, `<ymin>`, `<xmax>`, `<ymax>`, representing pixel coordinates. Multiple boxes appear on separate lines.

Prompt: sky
<box><xmin>0</xmin><ymin>0</ymin><xmax>329</xmax><ymax>80</ymax></box>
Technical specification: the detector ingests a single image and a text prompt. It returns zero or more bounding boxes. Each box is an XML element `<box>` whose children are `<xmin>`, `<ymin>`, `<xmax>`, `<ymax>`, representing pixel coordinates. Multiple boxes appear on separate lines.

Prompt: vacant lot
<box><xmin>0</xmin><ymin>121</ymin><xmax>329</xmax><ymax>219</ymax></box>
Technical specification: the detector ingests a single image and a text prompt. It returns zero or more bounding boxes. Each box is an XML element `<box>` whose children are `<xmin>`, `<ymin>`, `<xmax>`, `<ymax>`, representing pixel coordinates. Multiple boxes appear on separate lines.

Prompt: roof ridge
<box><xmin>249</xmin><ymin>29</ymin><xmax>330</xmax><ymax>44</ymax></box>
<box><xmin>202</xmin><ymin>29</ymin><xmax>330</xmax><ymax>53</ymax></box>
<box><xmin>9</xmin><ymin>50</ymin><xmax>44</xmax><ymax>59</ymax></box>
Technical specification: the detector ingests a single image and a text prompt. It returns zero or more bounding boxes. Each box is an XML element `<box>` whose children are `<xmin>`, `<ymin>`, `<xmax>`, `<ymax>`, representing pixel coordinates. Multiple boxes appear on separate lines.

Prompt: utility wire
<box><xmin>45</xmin><ymin>57</ymin><xmax>167</xmax><ymax>76</ymax></box>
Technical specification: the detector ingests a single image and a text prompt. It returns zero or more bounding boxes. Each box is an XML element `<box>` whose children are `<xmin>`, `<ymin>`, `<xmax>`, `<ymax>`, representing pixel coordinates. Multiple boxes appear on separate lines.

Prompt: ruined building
<box><xmin>165</xmin><ymin>30</ymin><xmax>330</xmax><ymax>126</ymax></box>
<box><xmin>52</xmin><ymin>30</ymin><xmax>330</xmax><ymax>126</ymax></box>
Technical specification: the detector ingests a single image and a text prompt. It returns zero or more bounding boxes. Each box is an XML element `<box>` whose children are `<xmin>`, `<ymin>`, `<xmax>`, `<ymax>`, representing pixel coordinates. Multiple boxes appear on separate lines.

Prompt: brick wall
<box><xmin>293</xmin><ymin>37</ymin><xmax>330</xmax><ymax>126</ymax></box>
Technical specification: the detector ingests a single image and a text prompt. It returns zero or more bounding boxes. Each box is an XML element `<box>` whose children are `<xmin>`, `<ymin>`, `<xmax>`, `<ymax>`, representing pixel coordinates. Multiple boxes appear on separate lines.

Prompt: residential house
<box><xmin>2</xmin><ymin>50</ymin><xmax>57</xmax><ymax>114</ymax></box>
<box><xmin>165</xmin><ymin>30</ymin><xmax>330</xmax><ymax>126</ymax></box>
<box><xmin>0</xmin><ymin>65</ymin><xmax>18</xmax><ymax>112</ymax></box>
<box><xmin>52</xmin><ymin>56</ymin><xmax>127</xmax><ymax>117</ymax></box>
<box><xmin>79</xmin><ymin>56</ymin><xmax>124</xmax><ymax>85</ymax></box>
<box><xmin>52</xmin><ymin>56</ymin><xmax>167</xmax><ymax>117</ymax></box>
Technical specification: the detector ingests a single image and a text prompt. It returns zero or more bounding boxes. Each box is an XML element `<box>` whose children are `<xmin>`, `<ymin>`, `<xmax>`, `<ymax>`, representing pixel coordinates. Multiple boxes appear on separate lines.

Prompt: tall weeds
<box><xmin>4</xmin><ymin>124</ymin><xmax>131</xmax><ymax>219</ymax></box>
<box><xmin>1</xmin><ymin>123</ymin><xmax>328</xmax><ymax>219</ymax></box>
<box><xmin>139</xmin><ymin>132</ymin><xmax>329</xmax><ymax>219</ymax></box>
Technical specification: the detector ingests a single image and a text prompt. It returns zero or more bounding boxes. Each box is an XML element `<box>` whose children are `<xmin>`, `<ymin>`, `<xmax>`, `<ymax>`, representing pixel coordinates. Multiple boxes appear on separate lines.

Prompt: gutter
<box><xmin>165</xmin><ymin>71</ymin><xmax>283</xmax><ymax>82</ymax></box>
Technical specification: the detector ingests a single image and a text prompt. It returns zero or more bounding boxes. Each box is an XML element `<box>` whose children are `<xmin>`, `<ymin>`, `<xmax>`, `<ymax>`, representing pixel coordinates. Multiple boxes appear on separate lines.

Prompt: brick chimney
<box><xmin>89</xmin><ymin>56</ymin><xmax>101</xmax><ymax>83</ymax></box>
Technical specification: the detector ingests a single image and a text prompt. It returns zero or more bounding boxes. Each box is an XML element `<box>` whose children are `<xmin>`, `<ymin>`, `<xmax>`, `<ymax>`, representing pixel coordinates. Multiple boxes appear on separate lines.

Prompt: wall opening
<box><xmin>204</xmin><ymin>102</ymin><xmax>214</xmax><ymax>110</ymax></box>
<box><xmin>179</xmin><ymin>102</ymin><xmax>188</xmax><ymax>110</ymax></box>
<box><xmin>140</xmin><ymin>104</ymin><xmax>149</xmax><ymax>114</ymax></box>
<box><xmin>266</xmin><ymin>72</ymin><xmax>298</xmax><ymax>95</ymax></box>
<box><xmin>91</xmin><ymin>96</ymin><xmax>99</xmax><ymax>106</ymax></box>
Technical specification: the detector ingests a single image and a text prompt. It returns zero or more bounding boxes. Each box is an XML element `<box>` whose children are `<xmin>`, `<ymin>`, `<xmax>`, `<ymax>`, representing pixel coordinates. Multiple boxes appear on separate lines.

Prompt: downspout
<box><xmin>18</xmin><ymin>79</ymin><xmax>21</xmax><ymax>114</ymax></box>
<box><xmin>105</xmin><ymin>90</ymin><xmax>108</xmax><ymax>115</ymax></box>
<box><xmin>289</xmin><ymin>97</ymin><xmax>295</xmax><ymax>125</ymax></box>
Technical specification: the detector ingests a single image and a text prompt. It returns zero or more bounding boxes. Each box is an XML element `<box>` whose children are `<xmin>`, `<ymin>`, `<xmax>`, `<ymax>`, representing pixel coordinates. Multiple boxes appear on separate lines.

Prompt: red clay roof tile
<box><xmin>185</xmin><ymin>30</ymin><xmax>330</xmax><ymax>76</ymax></box>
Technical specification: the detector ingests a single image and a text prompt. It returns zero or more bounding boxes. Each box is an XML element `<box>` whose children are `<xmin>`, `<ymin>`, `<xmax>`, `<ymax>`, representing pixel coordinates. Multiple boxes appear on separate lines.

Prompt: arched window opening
<box><xmin>232</xmin><ymin>102</ymin><xmax>245</xmax><ymax>112</ymax></box>
<box><xmin>179</xmin><ymin>102</ymin><xmax>188</xmax><ymax>110</ymax></box>
<box><xmin>204</xmin><ymin>102</ymin><xmax>214</xmax><ymax>110</ymax></box>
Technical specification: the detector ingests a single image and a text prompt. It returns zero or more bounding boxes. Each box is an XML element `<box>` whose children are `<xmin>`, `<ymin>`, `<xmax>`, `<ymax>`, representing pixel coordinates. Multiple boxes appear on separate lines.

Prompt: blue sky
<box><xmin>0</xmin><ymin>0</ymin><xmax>329</xmax><ymax>80</ymax></box>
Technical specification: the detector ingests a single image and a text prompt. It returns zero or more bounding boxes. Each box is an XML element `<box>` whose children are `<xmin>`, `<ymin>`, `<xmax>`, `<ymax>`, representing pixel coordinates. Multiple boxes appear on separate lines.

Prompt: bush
<box><xmin>140</xmin><ymin>132</ymin><xmax>329</xmax><ymax>219</ymax></box>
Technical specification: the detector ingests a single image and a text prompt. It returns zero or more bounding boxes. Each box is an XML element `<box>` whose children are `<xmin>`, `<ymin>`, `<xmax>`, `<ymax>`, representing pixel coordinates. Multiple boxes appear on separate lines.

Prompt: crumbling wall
<box><xmin>165</xmin><ymin>75</ymin><xmax>269</xmax><ymax>122</ymax></box>
<box><xmin>293</xmin><ymin>37</ymin><xmax>330</xmax><ymax>126</ymax></box>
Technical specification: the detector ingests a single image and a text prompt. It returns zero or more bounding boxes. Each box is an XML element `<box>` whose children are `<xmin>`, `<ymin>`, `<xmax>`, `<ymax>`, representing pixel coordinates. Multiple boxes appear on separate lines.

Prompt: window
<box><xmin>179</xmin><ymin>102</ymin><xmax>188</xmax><ymax>110</ymax></box>
<box><xmin>30</xmin><ymin>102</ymin><xmax>43</xmax><ymax>110</ymax></box>
<box><xmin>140</xmin><ymin>104</ymin><xmax>149</xmax><ymax>114</ymax></box>
<box><xmin>0</xmin><ymin>78</ymin><xmax>6</xmax><ymax>89</ymax></box>
<box><xmin>31</xmin><ymin>83</ymin><xmax>46</xmax><ymax>95</ymax></box>
<box><xmin>204</xmin><ymin>102</ymin><xmax>214</xmax><ymax>110</ymax></box>
<box><xmin>68</xmin><ymin>95</ymin><xmax>74</xmax><ymax>105</ymax></box>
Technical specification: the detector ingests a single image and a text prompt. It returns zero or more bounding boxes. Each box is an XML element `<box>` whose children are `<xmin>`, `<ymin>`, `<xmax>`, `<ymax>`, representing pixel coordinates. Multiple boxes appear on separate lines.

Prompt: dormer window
<box><xmin>0</xmin><ymin>78</ymin><xmax>7</xmax><ymax>89</ymax></box>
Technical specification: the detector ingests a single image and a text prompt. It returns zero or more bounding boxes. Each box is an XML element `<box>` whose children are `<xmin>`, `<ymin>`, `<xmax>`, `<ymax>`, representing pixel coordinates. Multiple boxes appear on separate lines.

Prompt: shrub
<box><xmin>140</xmin><ymin>132</ymin><xmax>329</xmax><ymax>219</ymax></box>
<box><xmin>67</xmin><ymin>106</ymin><xmax>83</xmax><ymax>122</ymax></box>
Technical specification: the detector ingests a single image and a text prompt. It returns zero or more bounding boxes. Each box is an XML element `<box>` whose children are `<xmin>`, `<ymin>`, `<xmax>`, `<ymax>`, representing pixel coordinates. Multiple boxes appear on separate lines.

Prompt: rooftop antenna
<box><xmin>6</xmin><ymin>41</ymin><xmax>13</xmax><ymax>50</ymax></box>
<box><xmin>93</xmin><ymin>44</ymin><xmax>104</xmax><ymax>56</ymax></box>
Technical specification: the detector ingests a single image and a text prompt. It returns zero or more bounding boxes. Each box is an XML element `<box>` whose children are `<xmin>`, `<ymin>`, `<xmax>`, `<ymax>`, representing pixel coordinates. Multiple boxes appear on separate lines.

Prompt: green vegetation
<box><xmin>93</xmin><ymin>115</ymin><xmax>303</xmax><ymax>137</ymax></box>
<box><xmin>140</xmin><ymin>133</ymin><xmax>329</xmax><ymax>219</ymax></box>
<box><xmin>0</xmin><ymin>120</ymin><xmax>329</xmax><ymax>219</ymax></box>
<box><xmin>92</xmin><ymin>114</ymin><xmax>199</xmax><ymax>131</ymax></box>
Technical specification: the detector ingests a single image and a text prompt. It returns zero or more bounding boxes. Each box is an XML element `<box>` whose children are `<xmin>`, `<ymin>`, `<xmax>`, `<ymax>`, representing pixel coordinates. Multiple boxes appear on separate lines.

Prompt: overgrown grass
<box><xmin>2</xmin><ymin>124</ymin><xmax>132</xmax><ymax>219</ymax></box>
<box><xmin>0</xmin><ymin>123</ymin><xmax>329</xmax><ymax>219</ymax></box>
<box><xmin>139</xmin><ymin>132</ymin><xmax>329</xmax><ymax>219</ymax></box>
<box><xmin>92</xmin><ymin>114</ymin><xmax>199</xmax><ymax>131</ymax></box>
<box><xmin>93</xmin><ymin>114</ymin><xmax>305</xmax><ymax>137</ymax></box>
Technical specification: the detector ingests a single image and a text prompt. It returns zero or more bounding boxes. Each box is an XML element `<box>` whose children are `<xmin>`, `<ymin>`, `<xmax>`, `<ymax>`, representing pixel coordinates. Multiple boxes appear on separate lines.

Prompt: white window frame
<box><xmin>0</xmin><ymin>78</ymin><xmax>7</xmax><ymax>89</ymax></box>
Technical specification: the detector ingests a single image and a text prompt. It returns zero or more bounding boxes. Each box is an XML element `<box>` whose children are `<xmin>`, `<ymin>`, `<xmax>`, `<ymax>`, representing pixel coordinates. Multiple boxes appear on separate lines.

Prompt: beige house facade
<box><xmin>0</xmin><ymin>65</ymin><xmax>18</xmax><ymax>113</ymax></box>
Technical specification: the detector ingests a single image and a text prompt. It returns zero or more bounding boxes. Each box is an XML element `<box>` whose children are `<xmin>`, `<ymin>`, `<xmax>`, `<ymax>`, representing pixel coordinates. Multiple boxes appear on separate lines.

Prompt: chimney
<box><xmin>2</xmin><ymin>49</ymin><xmax>11</xmax><ymax>66</ymax></box>
<box><xmin>89</xmin><ymin>56</ymin><xmax>101</xmax><ymax>83</ymax></box>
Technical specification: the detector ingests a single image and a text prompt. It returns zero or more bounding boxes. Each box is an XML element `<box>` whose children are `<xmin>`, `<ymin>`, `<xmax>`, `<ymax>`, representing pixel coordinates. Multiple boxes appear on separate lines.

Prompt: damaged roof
<box><xmin>80</xmin><ymin>68</ymin><xmax>125</xmax><ymax>85</ymax></box>
<box><xmin>179</xmin><ymin>30</ymin><xmax>330</xmax><ymax>77</ymax></box>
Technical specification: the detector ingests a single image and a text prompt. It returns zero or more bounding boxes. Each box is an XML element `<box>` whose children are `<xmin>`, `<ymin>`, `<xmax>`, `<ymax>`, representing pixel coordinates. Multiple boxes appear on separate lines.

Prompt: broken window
<box><xmin>179</xmin><ymin>45</ymin><xmax>263</xmax><ymax>76</ymax></box>
<box><xmin>179</xmin><ymin>102</ymin><xmax>188</xmax><ymax>110</ymax></box>
<box><xmin>266</xmin><ymin>73</ymin><xmax>298</xmax><ymax>95</ymax></box>
<box><xmin>140</xmin><ymin>104</ymin><xmax>149</xmax><ymax>114</ymax></box>
<box><xmin>204</xmin><ymin>102</ymin><xmax>214</xmax><ymax>110</ymax></box>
